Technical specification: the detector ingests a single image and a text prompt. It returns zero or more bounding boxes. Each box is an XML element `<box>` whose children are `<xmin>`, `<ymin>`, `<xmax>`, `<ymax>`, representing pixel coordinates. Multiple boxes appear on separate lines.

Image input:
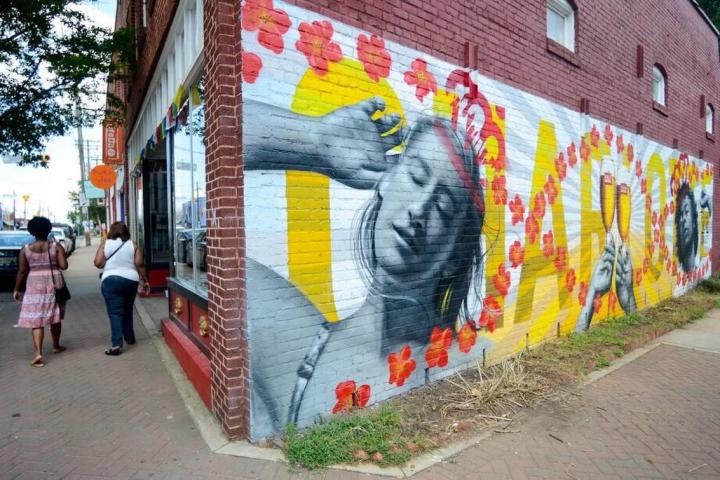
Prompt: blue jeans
<box><xmin>101</xmin><ymin>276</ymin><xmax>138</xmax><ymax>348</ymax></box>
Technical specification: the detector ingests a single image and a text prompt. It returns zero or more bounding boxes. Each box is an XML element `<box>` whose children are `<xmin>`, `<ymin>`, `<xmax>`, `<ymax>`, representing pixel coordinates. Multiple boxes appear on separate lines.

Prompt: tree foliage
<box><xmin>697</xmin><ymin>0</ymin><xmax>720</xmax><ymax>30</ymax></box>
<box><xmin>0</xmin><ymin>0</ymin><xmax>133</xmax><ymax>167</ymax></box>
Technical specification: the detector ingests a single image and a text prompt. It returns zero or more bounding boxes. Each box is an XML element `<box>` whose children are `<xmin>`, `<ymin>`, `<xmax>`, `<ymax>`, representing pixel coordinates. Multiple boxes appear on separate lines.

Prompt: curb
<box><xmin>134</xmin><ymin>298</ymin><xmax>690</xmax><ymax>477</ymax></box>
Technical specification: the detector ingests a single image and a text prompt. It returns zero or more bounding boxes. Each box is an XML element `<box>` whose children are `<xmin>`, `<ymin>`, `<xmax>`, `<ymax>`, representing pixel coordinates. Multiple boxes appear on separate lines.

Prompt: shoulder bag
<box><xmin>48</xmin><ymin>242</ymin><xmax>71</xmax><ymax>304</ymax></box>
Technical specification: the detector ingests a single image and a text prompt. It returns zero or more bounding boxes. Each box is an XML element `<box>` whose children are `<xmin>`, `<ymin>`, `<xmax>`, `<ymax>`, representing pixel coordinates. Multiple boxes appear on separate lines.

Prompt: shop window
<box><xmin>171</xmin><ymin>79</ymin><xmax>207</xmax><ymax>294</ymax></box>
<box><xmin>652</xmin><ymin>65</ymin><xmax>666</xmax><ymax>106</ymax></box>
<box><xmin>706</xmin><ymin>103</ymin><xmax>714</xmax><ymax>135</ymax></box>
<box><xmin>547</xmin><ymin>0</ymin><xmax>575</xmax><ymax>52</ymax></box>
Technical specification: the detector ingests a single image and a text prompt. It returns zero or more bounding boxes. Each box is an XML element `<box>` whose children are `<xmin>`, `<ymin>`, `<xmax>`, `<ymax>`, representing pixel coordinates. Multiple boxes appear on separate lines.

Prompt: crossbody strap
<box><xmin>47</xmin><ymin>241</ymin><xmax>58</xmax><ymax>289</ymax></box>
<box><xmin>105</xmin><ymin>240</ymin><xmax>127</xmax><ymax>263</ymax></box>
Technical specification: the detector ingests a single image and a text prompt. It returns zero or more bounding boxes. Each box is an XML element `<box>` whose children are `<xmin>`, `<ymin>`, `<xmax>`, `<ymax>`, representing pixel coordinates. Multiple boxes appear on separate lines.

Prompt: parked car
<box><xmin>53</xmin><ymin>223</ymin><xmax>76</xmax><ymax>254</ymax></box>
<box><xmin>50</xmin><ymin>228</ymin><xmax>73</xmax><ymax>254</ymax></box>
<box><xmin>0</xmin><ymin>231</ymin><xmax>35</xmax><ymax>279</ymax></box>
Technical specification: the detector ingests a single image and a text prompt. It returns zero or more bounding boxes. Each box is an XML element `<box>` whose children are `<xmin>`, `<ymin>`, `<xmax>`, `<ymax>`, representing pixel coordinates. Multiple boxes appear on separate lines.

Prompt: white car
<box><xmin>50</xmin><ymin>228</ymin><xmax>73</xmax><ymax>253</ymax></box>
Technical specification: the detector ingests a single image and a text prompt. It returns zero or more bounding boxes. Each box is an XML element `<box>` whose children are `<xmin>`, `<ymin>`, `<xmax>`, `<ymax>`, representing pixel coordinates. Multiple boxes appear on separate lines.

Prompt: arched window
<box><xmin>547</xmin><ymin>0</ymin><xmax>576</xmax><ymax>52</ymax></box>
<box><xmin>706</xmin><ymin>103</ymin><xmax>714</xmax><ymax>135</ymax></box>
<box><xmin>652</xmin><ymin>65</ymin><xmax>666</xmax><ymax>106</ymax></box>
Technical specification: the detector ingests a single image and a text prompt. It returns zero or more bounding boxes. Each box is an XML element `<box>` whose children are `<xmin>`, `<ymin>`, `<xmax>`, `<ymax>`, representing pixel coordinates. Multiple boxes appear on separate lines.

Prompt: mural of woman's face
<box><xmin>679</xmin><ymin>195</ymin><xmax>694</xmax><ymax>245</ymax></box>
<box><xmin>373</xmin><ymin>125</ymin><xmax>472</xmax><ymax>289</ymax></box>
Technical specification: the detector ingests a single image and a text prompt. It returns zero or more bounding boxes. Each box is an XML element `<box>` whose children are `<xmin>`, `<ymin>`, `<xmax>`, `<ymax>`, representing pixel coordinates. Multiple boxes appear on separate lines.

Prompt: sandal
<box><xmin>104</xmin><ymin>348</ymin><xmax>122</xmax><ymax>356</ymax></box>
<box><xmin>30</xmin><ymin>356</ymin><xmax>45</xmax><ymax>368</ymax></box>
<box><xmin>53</xmin><ymin>346</ymin><xmax>67</xmax><ymax>354</ymax></box>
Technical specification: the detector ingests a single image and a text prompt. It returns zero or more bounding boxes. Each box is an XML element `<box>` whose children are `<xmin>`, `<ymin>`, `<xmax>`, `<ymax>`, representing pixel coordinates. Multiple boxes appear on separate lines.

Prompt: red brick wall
<box><xmin>278</xmin><ymin>0</ymin><xmax>720</xmax><ymax>272</ymax></box>
<box><xmin>204</xmin><ymin>0</ymin><xmax>250</xmax><ymax>439</ymax></box>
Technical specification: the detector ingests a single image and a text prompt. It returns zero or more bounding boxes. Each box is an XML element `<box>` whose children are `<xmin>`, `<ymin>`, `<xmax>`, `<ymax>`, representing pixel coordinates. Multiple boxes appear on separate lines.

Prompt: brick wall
<box><xmin>241</xmin><ymin>0</ymin><xmax>718</xmax><ymax>441</ymax></box>
<box><xmin>204</xmin><ymin>0</ymin><xmax>249</xmax><ymax>439</ymax></box>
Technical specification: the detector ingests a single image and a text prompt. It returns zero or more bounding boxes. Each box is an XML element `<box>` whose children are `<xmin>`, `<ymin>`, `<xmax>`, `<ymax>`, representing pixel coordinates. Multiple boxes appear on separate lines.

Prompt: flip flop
<box><xmin>30</xmin><ymin>356</ymin><xmax>44</xmax><ymax>368</ymax></box>
<box><xmin>53</xmin><ymin>346</ymin><xmax>67</xmax><ymax>354</ymax></box>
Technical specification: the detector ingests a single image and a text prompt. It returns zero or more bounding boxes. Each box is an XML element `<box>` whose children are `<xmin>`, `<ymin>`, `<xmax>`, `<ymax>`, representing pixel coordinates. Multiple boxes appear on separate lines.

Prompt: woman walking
<box><xmin>13</xmin><ymin>216</ymin><xmax>69</xmax><ymax>367</ymax></box>
<box><xmin>94</xmin><ymin>222</ymin><xmax>150</xmax><ymax>356</ymax></box>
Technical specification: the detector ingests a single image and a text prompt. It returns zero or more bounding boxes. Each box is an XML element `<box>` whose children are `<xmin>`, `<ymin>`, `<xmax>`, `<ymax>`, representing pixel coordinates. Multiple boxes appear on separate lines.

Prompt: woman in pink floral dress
<box><xmin>13</xmin><ymin>217</ymin><xmax>69</xmax><ymax>367</ymax></box>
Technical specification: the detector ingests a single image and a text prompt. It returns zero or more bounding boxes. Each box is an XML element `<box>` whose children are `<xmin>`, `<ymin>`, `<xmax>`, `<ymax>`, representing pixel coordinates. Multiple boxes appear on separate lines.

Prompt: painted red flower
<box><xmin>457</xmin><ymin>323</ymin><xmax>478</xmax><ymax>354</ymax></box>
<box><xmin>492</xmin><ymin>175</ymin><xmax>507</xmax><ymax>205</ymax></box>
<box><xmin>566</xmin><ymin>268</ymin><xmax>576</xmax><ymax>293</ymax></box>
<box><xmin>241</xmin><ymin>0</ymin><xmax>291</xmax><ymax>54</ymax></box>
<box><xmin>357</xmin><ymin>33</ymin><xmax>391</xmax><ymax>82</ymax></box>
<box><xmin>590</xmin><ymin>125</ymin><xmax>600</xmax><ymax>148</ymax></box>
<box><xmin>580</xmin><ymin>138</ymin><xmax>590</xmax><ymax>163</ymax></box>
<box><xmin>616</xmin><ymin>134</ymin><xmax>624</xmax><ymax>154</ymax></box>
<box><xmin>525</xmin><ymin>214</ymin><xmax>539</xmax><ymax>244</ymax></box>
<box><xmin>669</xmin><ymin>200</ymin><xmax>675</xmax><ymax>214</ymax></box>
<box><xmin>509</xmin><ymin>194</ymin><xmax>525</xmax><ymax>226</ymax></box>
<box><xmin>567</xmin><ymin>142</ymin><xmax>578</xmax><ymax>167</ymax></box>
<box><xmin>578</xmin><ymin>282</ymin><xmax>588</xmax><ymax>306</ymax></box>
<box><xmin>332</xmin><ymin>380</ymin><xmax>370</xmax><ymax>414</ymax></box>
<box><xmin>554</xmin><ymin>246</ymin><xmax>567</xmax><ymax>272</ymax></box>
<box><xmin>388</xmin><ymin>345</ymin><xmax>416</xmax><ymax>387</ymax></box>
<box><xmin>532</xmin><ymin>192</ymin><xmax>546</xmax><ymax>220</ymax></box>
<box><xmin>608</xmin><ymin>290</ymin><xmax>618</xmax><ymax>311</ymax></box>
<box><xmin>493</xmin><ymin>263</ymin><xmax>511</xmax><ymax>296</ymax></box>
<box><xmin>479</xmin><ymin>295</ymin><xmax>500</xmax><ymax>333</ymax></box>
<box><xmin>509</xmin><ymin>240</ymin><xmax>525</xmax><ymax>268</ymax></box>
<box><xmin>404</xmin><ymin>58</ymin><xmax>437</xmax><ymax>102</ymax></box>
<box><xmin>627</xmin><ymin>144</ymin><xmax>634</xmax><ymax>164</ymax></box>
<box><xmin>652</xmin><ymin>211</ymin><xmax>658</xmax><ymax>227</ymax></box>
<box><xmin>645</xmin><ymin>194</ymin><xmax>652</xmax><ymax>213</ymax></box>
<box><xmin>555</xmin><ymin>152</ymin><xmax>567</xmax><ymax>181</ymax></box>
<box><xmin>603</xmin><ymin>125</ymin><xmax>613</xmax><ymax>147</ymax></box>
<box><xmin>647</xmin><ymin>242</ymin><xmax>655</xmax><ymax>258</ymax></box>
<box><xmin>544</xmin><ymin>175</ymin><xmax>558</xmax><ymax>205</ymax></box>
<box><xmin>671</xmin><ymin>260</ymin><xmax>678</xmax><ymax>276</ymax></box>
<box><xmin>593</xmin><ymin>294</ymin><xmax>602</xmax><ymax>314</ymax></box>
<box><xmin>542</xmin><ymin>230</ymin><xmax>555</xmax><ymax>258</ymax></box>
<box><xmin>242</xmin><ymin>50</ymin><xmax>263</xmax><ymax>83</ymax></box>
<box><xmin>296</xmin><ymin>20</ymin><xmax>343</xmax><ymax>76</ymax></box>
<box><xmin>641</xmin><ymin>178</ymin><xmax>647</xmax><ymax>194</ymax></box>
<box><xmin>653</xmin><ymin>228</ymin><xmax>660</xmax><ymax>244</ymax></box>
<box><xmin>425</xmin><ymin>327</ymin><xmax>452</xmax><ymax>368</ymax></box>
<box><xmin>643</xmin><ymin>257</ymin><xmax>650</xmax><ymax>274</ymax></box>
<box><xmin>635</xmin><ymin>159</ymin><xmax>643</xmax><ymax>178</ymax></box>
<box><xmin>634</xmin><ymin>268</ymin><xmax>643</xmax><ymax>286</ymax></box>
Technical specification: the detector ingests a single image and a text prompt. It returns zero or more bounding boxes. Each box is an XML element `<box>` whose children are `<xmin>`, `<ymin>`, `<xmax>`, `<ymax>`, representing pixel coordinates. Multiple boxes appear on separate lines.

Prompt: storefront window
<box><xmin>171</xmin><ymin>79</ymin><xmax>207</xmax><ymax>294</ymax></box>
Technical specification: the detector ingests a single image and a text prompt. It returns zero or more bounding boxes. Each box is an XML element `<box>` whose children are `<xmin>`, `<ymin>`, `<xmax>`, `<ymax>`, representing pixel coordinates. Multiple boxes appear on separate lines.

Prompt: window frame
<box><xmin>652</xmin><ymin>64</ymin><xmax>667</xmax><ymax>107</ymax></box>
<box><xmin>706</xmin><ymin>103</ymin><xmax>714</xmax><ymax>135</ymax></box>
<box><xmin>546</xmin><ymin>0</ymin><xmax>576</xmax><ymax>53</ymax></box>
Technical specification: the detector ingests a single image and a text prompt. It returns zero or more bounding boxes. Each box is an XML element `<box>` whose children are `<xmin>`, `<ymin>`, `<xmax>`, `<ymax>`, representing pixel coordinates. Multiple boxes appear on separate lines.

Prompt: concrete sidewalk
<box><xmin>1</xmin><ymin>241</ymin><xmax>719</xmax><ymax>479</ymax></box>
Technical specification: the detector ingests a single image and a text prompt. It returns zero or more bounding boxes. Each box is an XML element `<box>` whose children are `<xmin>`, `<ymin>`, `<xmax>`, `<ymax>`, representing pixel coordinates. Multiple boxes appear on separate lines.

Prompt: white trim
<box><xmin>126</xmin><ymin>0</ymin><xmax>204</xmax><ymax>165</ymax></box>
<box><xmin>706</xmin><ymin>103</ymin><xmax>714</xmax><ymax>134</ymax></box>
<box><xmin>652</xmin><ymin>65</ymin><xmax>666</xmax><ymax>106</ymax></box>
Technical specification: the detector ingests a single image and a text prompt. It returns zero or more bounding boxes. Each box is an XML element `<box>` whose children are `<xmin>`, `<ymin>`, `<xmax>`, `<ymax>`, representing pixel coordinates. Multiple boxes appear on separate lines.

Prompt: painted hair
<box><xmin>354</xmin><ymin>116</ymin><xmax>484</xmax><ymax>330</ymax></box>
<box><xmin>675</xmin><ymin>182</ymin><xmax>698</xmax><ymax>273</ymax></box>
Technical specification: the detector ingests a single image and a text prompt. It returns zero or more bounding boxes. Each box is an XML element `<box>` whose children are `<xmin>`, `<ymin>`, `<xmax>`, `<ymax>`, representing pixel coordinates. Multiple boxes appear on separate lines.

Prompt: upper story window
<box><xmin>652</xmin><ymin>65</ymin><xmax>666</xmax><ymax>106</ymax></box>
<box><xmin>706</xmin><ymin>103</ymin><xmax>714</xmax><ymax>135</ymax></box>
<box><xmin>547</xmin><ymin>0</ymin><xmax>575</xmax><ymax>52</ymax></box>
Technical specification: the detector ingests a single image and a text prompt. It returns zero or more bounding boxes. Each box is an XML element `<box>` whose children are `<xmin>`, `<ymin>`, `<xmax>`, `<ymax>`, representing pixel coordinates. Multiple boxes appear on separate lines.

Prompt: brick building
<box><xmin>110</xmin><ymin>0</ymin><xmax>720</xmax><ymax>441</ymax></box>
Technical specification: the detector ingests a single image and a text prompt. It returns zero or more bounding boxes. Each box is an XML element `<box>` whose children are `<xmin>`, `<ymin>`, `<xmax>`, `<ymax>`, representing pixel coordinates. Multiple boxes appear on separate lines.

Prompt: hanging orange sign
<box><xmin>102</xmin><ymin>124</ymin><xmax>124</xmax><ymax>166</ymax></box>
<box><xmin>89</xmin><ymin>165</ymin><xmax>117</xmax><ymax>190</ymax></box>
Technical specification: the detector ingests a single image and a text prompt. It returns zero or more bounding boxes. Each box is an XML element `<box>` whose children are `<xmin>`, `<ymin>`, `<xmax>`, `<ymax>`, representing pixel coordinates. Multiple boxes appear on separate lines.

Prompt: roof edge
<box><xmin>689</xmin><ymin>0</ymin><xmax>720</xmax><ymax>39</ymax></box>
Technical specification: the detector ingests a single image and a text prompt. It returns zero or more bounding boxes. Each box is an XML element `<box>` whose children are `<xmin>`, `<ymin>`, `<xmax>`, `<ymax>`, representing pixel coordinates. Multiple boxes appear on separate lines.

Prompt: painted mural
<box><xmin>240</xmin><ymin>0</ymin><xmax>714</xmax><ymax>440</ymax></box>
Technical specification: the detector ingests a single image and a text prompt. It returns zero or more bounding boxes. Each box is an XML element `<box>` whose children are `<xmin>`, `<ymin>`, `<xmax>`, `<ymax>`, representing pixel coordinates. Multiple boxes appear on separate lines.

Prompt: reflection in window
<box><xmin>171</xmin><ymin>79</ymin><xmax>207</xmax><ymax>294</ymax></box>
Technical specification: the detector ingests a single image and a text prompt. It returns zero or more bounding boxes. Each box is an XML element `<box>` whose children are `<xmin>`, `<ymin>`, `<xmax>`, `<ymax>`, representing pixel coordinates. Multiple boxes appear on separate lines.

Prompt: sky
<box><xmin>0</xmin><ymin>0</ymin><xmax>117</xmax><ymax>225</ymax></box>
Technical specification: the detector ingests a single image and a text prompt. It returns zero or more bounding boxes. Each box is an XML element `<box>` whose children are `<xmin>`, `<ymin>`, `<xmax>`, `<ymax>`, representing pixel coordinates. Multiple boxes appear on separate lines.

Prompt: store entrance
<box><xmin>141</xmin><ymin>150</ymin><xmax>170</xmax><ymax>290</ymax></box>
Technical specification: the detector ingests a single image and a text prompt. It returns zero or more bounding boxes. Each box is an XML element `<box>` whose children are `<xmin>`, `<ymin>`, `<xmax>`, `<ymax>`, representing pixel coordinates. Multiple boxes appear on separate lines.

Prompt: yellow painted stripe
<box><xmin>286</xmin><ymin>170</ymin><xmax>339</xmax><ymax>323</ymax></box>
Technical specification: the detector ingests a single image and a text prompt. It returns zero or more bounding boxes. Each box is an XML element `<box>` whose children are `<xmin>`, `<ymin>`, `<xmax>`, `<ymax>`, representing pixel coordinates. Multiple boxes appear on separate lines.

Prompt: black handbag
<box><xmin>48</xmin><ymin>242</ymin><xmax>71</xmax><ymax>304</ymax></box>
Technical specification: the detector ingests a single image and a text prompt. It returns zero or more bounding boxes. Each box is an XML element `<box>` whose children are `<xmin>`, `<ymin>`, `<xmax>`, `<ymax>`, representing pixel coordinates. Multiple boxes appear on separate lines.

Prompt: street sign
<box><xmin>83</xmin><ymin>181</ymin><xmax>105</xmax><ymax>199</ymax></box>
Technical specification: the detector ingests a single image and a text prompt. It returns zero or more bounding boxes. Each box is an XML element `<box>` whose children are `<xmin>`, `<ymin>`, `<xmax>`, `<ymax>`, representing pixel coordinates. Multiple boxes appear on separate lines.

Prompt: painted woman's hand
<box><xmin>589</xmin><ymin>235</ymin><xmax>616</xmax><ymax>296</ymax></box>
<box><xmin>319</xmin><ymin>97</ymin><xmax>405</xmax><ymax>189</ymax></box>
<box><xmin>615</xmin><ymin>243</ymin><xmax>637</xmax><ymax>313</ymax></box>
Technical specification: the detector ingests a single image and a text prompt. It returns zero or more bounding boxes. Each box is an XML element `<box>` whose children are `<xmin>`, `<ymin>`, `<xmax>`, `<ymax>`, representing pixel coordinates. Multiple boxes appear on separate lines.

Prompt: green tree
<box><xmin>0</xmin><ymin>0</ymin><xmax>133</xmax><ymax>166</ymax></box>
<box><xmin>697</xmin><ymin>0</ymin><xmax>720</xmax><ymax>30</ymax></box>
